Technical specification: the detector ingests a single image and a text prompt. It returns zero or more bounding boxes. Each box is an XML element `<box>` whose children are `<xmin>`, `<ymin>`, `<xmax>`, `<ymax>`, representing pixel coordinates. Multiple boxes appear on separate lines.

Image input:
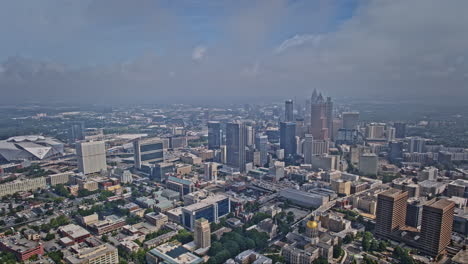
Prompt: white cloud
<box><xmin>1</xmin><ymin>0</ymin><xmax>468</xmax><ymax>103</ymax></box>
<box><xmin>192</xmin><ymin>45</ymin><xmax>207</xmax><ymax>61</ymax></box>
<box><xmin>275</xmin><ymin>34</ymin><xmax>321</xmax><ymax>54</ymax></box>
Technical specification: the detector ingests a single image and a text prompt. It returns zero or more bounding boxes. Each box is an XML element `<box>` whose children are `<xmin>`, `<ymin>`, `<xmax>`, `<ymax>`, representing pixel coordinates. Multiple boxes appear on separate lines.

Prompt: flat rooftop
<box><xmin>59</xmin><ymin>224</ymin><xmax>90</xmax><ymax>239</ymax></box>
<box><xmin>183</xmin><ymin>194</ymin><xmax>228</xmax><ymax>212</ymax></box>
<box><xmin>425</xmin><ymin>199</ymin><xmax>454</xmax><ymax>210</ymax></box>
<box><xmin>149</xmin><ymin>242</ymin><xmax>203</xmax><ymax>264</ymax></box>
<box><xmin>0</xmin><ymin>235</ymin><xmax>40</xmax><ymax>252</ymax></box>
<box><xmin>379</xmin><ymin>188</ymin><xmax>406</xmax><ymax>198</ymax></box>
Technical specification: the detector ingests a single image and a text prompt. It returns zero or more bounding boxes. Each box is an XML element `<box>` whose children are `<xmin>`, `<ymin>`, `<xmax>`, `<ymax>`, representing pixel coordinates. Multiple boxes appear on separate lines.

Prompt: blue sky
<box><xmin>0</xmin><ymin>0</ymin><xmax>467</xmax><ymax>104</ymax></box>
<box><xmin>0</xmin><ymin>0</ymin><xmax>359</xmax><ymax>66</ymax></box>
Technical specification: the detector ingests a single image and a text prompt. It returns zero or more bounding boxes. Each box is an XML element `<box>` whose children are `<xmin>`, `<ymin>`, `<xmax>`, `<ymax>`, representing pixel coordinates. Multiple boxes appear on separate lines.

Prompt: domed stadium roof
<box><xmin>0</xmin><ymin>136</ymin><xmax>64</xmax><ymax>162</ymax></box>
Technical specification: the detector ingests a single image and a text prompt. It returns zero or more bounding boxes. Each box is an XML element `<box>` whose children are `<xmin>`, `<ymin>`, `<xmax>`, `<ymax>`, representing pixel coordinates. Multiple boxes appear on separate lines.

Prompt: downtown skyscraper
<box><xmin>280</xmin><ymin>122</ymin><xmax>297</xmax><ymax>159</ymax></box>
<box><xmin>226</xmin><ymin>121</ymin><xmax>247</xmax><ymax>172</ymax></box>
<box><xmin>285</xmin><ymin>99</ymin><xmax>294</xmax><ymax>122</ymax></box>
<box><xmin>207</xmin><ymin>121</ymin><xmax>222</xmax><ymax>150</ymax></box>
<box><xmin>255</xmin><ymin>134</ymin><xmax>268</xmax><ymax>167</ymax></box>
<box><xmin>309</xmin><ymin>89</ymin><xmax>333</xmax><ymax>140</ymax></box>
<box><xmin>420</xmin><ymin>199</ymin><xmax>455</xmax><ymax>257</ymax></box>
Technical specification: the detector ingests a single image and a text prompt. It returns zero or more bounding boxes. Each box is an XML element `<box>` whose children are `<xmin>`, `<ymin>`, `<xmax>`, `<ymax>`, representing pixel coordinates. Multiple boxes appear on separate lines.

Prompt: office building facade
<box><xmin>226</xmin><ymin>122</ymin><xmax>247</xmax><ymax>172</ymax></box>
<box><xmin>375</xmin><ymin>189</ymin><xmax>408</xmax><ymax>239</ymax></box>
<box><xmin>182</xmin><ymin>195</ymin><xmax>230</xmax><ymax>230</ymax></box>
<box><xmin>69</xmin><ymin>121</ymin><xmax>85</xmax><ymax>143</ymax></box>
<box><xmin>133</xmin><ymin>137</ymin><xmax>164</xmax><ymax>170</ymax></box>
<box><xmin>207</xmin><ymin>121</ymin><xmax>222</xmax><ymax>150</ymax></box>
<box><xmin>309</xmin><ymin>90</ymin><xmax>330</xmax><ymax>140</ymax></box>
<box><xmin>255</xmin><ymin>134</ymin><xmax>268</xmax><ymax>167</ymax></box>
<box><xmin>342</xmin><ymin>112</ymin><xmax>359</xmax><ymax>130</ymax></box>
<box><xmin>394</xmin><ymin>122</ymin><xmax>407</xmax><ymax>138</ymax></box>
<box><xmin>285</xmin><ymin>99</ymin><xmax>294</xmax><ymax>122</ymax></box>
<box><xmin>280</xmin><ymin>122</ymin><xmax>297</xmax><ymax>158</ymax></box>
<box><xmin>76</xmin><ymin>141</ymin><xmax>107</xmax><ymax>175</ymax></box>
<box><xmin>420</xmin><ymin>199</ymin><xmax>455</xmax><ymax>257</ymax></box>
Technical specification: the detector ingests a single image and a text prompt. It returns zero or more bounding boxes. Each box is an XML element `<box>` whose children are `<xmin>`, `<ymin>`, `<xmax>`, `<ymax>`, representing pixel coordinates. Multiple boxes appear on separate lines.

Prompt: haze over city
<box><xmin>0</xmin><ymin>1</ymin><xmax>467</xmax><ymax>264</ymax></box>
<box><xmin>1</xmin><ymin>0</ymin><xmax>468</xmax><ymax>104</ymax></box>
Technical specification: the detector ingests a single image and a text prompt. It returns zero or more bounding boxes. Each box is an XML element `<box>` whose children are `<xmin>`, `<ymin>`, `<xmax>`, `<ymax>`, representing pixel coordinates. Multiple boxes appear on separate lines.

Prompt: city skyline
<box><xmin>0</xmin><ymin>1</ymin><xmax>467</xmax><ymax>264</ymax></box>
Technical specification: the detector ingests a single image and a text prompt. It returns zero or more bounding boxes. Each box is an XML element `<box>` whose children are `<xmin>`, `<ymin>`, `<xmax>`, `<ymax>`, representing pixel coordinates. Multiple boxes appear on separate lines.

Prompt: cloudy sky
<box><xmin>0</xmin><ymin>0</ymin><xmax>467</xmax><ymax>104</ymax></box>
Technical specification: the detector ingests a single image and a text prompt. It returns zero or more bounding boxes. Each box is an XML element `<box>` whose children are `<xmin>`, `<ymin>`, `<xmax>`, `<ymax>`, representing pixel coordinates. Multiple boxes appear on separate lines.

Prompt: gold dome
<box><xmin>306</xmin><ymin>220</ymin><xmax>318</xmax><ymax>229</ymax></box>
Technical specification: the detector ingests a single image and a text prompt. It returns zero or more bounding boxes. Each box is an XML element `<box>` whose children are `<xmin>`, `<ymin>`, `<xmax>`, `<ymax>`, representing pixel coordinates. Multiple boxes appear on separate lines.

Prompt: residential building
<box><xmin>0</xmin><ymin>177</ymin><xmax>47</xmax><ymax>197</ymax></box>
<box><xmin>47</xmin><ymin>171</ymin><xmax>73</xmax><ymax>186</ymax></box>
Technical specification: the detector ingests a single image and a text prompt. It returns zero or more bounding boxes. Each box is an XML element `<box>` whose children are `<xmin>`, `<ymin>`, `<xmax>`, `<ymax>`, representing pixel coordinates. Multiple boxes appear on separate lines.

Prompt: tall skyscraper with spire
<box><xmin>309</xmin><ymin>89</ymin><xmax>331</xmax><ymax>140</ymax></box>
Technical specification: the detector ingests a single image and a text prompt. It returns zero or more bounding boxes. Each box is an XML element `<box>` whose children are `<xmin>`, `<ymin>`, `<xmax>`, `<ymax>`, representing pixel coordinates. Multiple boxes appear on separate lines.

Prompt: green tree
<box><xmin>45</xmin><ymin>232</ymin><xmax>55</xmax><ymax>241</ymax></box>
<box><xmin>208</xmin><ymin>242</ymin><xmax>223</xmax><ymax>256</ymax></box>
<box><xmin>175</xmin><ymin>229</ymin><xmax>193</xmax><ymax>244</ymax></box>
<box><xmin>47</xmin><ymin>251</ymin><xmax>63</xmax><ymax>263</ymax></box>
<box><xmin>286</xmin><ymin>214</ymin><xmax>295</xmax><ymax>223</ymax></box>
<box><xmin>343</xmin><ymin>233</ymin><xmax>354</xmax><ymax>244</ymax></box>
<box><xmin>333</xmin><ymin>245</ymin><xmax>343</xmax><ymax>258</ymax></box>
<box><xmin>313</xmin><ymin>257</ymin><xmax>329</xmax><ymax>264</ymax></box>
<box><xmin>378</xmin><ymin>240</ymin><xmax>387</xmax><ymax>252</ymax></box>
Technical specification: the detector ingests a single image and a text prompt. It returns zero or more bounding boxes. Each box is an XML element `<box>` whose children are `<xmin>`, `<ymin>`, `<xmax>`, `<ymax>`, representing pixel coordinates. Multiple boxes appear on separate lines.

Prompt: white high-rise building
<box><xmin>76</xmin><ymin>141</ymin><xmax>107</xmax><ymax>175</ymax></box>
<box><xmin>366</xmin><ymin>123</ymin><xmax>386</xmax><ymax>140</ymax></box>
<box><xmin>303</xmin><ymin>134</ymin><xmax>314</xmax><ymax>164</ymax></box>
<box><xmin>204</xmin><ymin>162</ymin><xmax>218</xmax><ymax>182</ymax></box>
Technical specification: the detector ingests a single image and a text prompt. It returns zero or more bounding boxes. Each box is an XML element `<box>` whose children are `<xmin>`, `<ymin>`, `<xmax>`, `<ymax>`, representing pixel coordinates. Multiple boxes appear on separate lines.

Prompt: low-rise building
<box><xmin>89</xmin><ymin>216</ymin><xmax>126</xmax><ymax>235</ymax></box>
<box><xmin>145</xmin><ymin>241</ymin><xmax>203</xmax><ymax>264</ymax></box>
<box><xmin>0</xmin><ymin>235</ymin><xmax>44</xmax><ymax>261</ymax></box>
<box><xmin>77</xmin><ymin>213</ymin><xmax>99</xmax><ymax>226</ymax></box>
<box><xmin>145</xmin><ymin>212</ymin><xmax>168</xmax><ymax>230</ymax></box>
<box><xmin>47</xmin><ymin>171</ymin><xmax>73</xmax><ymax>186</ymax></box>
<box><xmin>59</xmin><ymin>224</ymin><xmax>91</xmax><ymax>243</ymax></box>
<box><xmin>234</xmin><ymin>250</ymin><xmax>273</xmax><ymax>264</ymax></box>
<box><xmin>279</xmin><ymin>188</ymin><xmax>329</xmax><ymax>208</ymax></box>
<box><xmin>0</xmin><ymin>177</ymin><xmax>47</xmax><ymax>197</ymax></box>
<box><xmin>65</xmin><ymin>243</ymin><xmax>118</xmax><ymax>264</ymax></box>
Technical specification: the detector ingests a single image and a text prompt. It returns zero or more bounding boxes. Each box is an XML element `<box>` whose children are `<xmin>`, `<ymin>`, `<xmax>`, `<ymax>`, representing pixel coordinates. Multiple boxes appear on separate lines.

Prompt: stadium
<box><xmin>0</xmin><ymin>135</ymin><xmax>64</xmax><ymax>163</ymax></box>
